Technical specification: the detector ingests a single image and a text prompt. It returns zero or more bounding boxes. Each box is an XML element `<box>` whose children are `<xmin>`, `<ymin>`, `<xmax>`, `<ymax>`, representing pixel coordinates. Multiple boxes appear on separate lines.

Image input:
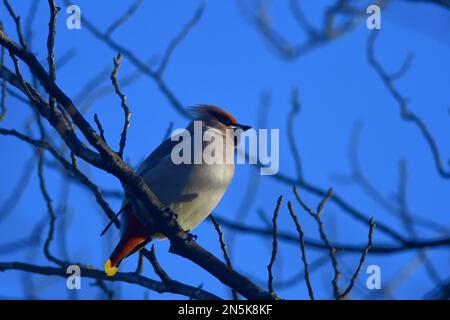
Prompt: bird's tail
<box><xmin>104</xmin><ymin>207</ymin><xmax>153</xmax><ymax>277</ymax></box>
<box><xmin>104</xmin><ymin>234</ymin><xmax>148</xmax><ymax>276</ymax></box>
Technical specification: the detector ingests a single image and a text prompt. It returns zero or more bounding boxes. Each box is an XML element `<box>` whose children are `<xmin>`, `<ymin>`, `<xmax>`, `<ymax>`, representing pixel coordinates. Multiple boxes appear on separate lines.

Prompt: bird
<box><xmin>104</xmin><ymin>105</ymin><xmax>251</xmax><ymax>276</ymax></box>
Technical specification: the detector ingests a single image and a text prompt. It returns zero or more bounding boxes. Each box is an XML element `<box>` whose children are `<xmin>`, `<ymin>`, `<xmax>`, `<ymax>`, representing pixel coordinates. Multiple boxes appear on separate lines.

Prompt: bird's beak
<box><xmin>236</xmin><ymin>124</ymin><xmax>252</xmax><ymax>131</ymax></box>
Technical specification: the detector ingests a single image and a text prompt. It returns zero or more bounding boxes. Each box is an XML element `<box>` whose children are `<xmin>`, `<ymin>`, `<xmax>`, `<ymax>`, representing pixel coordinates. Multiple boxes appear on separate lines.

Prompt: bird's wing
<box><xmin>136</xmin><ymin>137</ymin><xmax>181</xmax><ymax>177</ymax></box>
<box><xmin>100</xmin><ymin>137</ymin><xmax>180</xmax><ymax>236</ymax></box>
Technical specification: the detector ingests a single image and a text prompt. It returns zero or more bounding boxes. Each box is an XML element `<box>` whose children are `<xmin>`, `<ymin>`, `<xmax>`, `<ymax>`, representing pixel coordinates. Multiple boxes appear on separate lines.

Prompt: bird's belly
<box><xmin>144</xmin><ymin>159</ymin><xmax>234</xmax><ymax>233</ymax></box>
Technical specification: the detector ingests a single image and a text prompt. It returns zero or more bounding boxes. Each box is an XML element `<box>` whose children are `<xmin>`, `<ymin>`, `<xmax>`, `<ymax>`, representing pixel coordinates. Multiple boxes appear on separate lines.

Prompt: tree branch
<box><xmin>0</xmin><ymin>261</ymin><xmax>221</xmax><ymax>300</ymax></box>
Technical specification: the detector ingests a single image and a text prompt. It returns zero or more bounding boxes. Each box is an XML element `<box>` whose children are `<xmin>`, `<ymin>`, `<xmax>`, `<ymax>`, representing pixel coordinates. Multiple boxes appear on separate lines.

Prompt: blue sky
<box><xmin>0</xmin><ymin>1</ymin><xmax>449</xmax><ymax>299</ymax></box>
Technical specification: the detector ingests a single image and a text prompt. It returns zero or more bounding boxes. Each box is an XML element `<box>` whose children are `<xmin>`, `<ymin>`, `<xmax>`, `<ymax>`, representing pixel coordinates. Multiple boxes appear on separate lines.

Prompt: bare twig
<box><xmin>389</xmin><ymin>53</ymin><xmax>414</xmax><ymax>81</ymax></box>
<box><xmin>105</xmin><ymin>0</ymin><xmax>144</xmax><ymax>35</ymax></box>
<box><xmin>267</xmin><ymin>195</ymin><xmax>283</xmax><ymax>297</ymax></box>
<box><xmin>0</xmin><ymin>45</ymin><xmax>6</xmax><ymax>122</ymax></box>
<box><xmin>250</xmin><ymin>255</ymin><xmax>329</xmax><ymax>290</ymax></box>
<box><xmin>213</xmin><ymin>214</ymin><xmax>450</xmax><ymax>254</ymax></box>
<box><xmin>0</xmin><ymin>128</ymin><xmax>120</xmax><ymax>228</ymax></box>
<box><xmin>424</xmin><ymin>277</ymin><xmax>450</xmax><ymax>300</ymax></box>
<box><xmin>135</xmin><ymin>251</ymin><xmax>145</xmax><ymax>274</ymax></box>
<box><xmin>110</xmin><ymin>53</ymin><xmax>131</xmax><ymax>158</ymax></box>
<box><xmin>338</xmin><ymin>218</ymin><xmax>375</xmax><ymax>299</ymax></box>
<box><xmin>24</xmin><ymin>1</ymin><xmax>39</xmax><ymax>47</ymax></box>
<box><xmin>46</xmin><ymin>0</ymin><xmax>59</xmax><ymax>111</ymax></box>
<box><xmin>287</xmin><ymin>87</ymin><xmax>303</xmax><ymax>182</ymax></box>
<box><xmin>396</xmin><ymin>161</ymin><xmax>443</xmax><ymax>285</ymax></box>
<box><xmin>62</xmin><ymin>0</ymin><xmax>192</xmax><ymax>119</ymax></box>
<box><xmin>0</xmin><ymin>261</ymin><xmax>221</xmax><ymax>300</ymax></box>
<box><xmin>245</xmin><ymin>0</ymin><xmax>387</xmax><ymax>60</ymax></box>
<box><xmin>0</xmin><ymin>216</ymin><xmax>46</xmax><ymax>255</ymax></box>
<box><xmin>333</xmin><ymin>121</ymin><xmax>450</xmax><ymax>236</ymax></box>
<box><xmin>289</xmin><ymin>0</ymin><xmax>318</xmax><ymax>37</ymax></box>
<box><xmin>367</xmin><ymin>30</ymin><xmax>450</xmax><ymax>179</ymax></box>
<box><xmin>293</xmin><ymin>187</ymin><xmax>341</xmax><ymax>298</ymax></box>
<box><xmin>142</xmin><ymin>245</ymin><xmax>171</xmax><ymax>285</ymax></box>
<box><xmin>3</xmin><ymin>0</ymin><xmax>28</xmax><ymax>50</ymax></box>
<box><xmin>0</xmin><ymin>152</ymin><xmax>36</xmax><ymax>223</ymax></box>
<box><xmin>78</xmin><ymin>56</ymin><xmax>157</xmax><ymax>114</ymax></box>
<box><xmin>157</xmin><ymin>3</ymin><xmax>205</xmax><ymax>75</ymax></box>
<box><xmin>269</xmin><ymin>170</ymin><xmax>407</xmax><ymax>243</ymax></box>
<box><xmin>94</xmin><ymin>113</ymin><xmax>107</xmax><ymax>143</ymax></box>
<box><xmin>38</xmin><ymin>148</ymin><xmax>65</xmax><ymax>266</ymax></box>
<box><xmin>209</xmin><ymin>214</ymin><xmax>239</xmax><ymax>300</ymax></box>
<box><xmin>287</xmin><ymin>201</ymin><xmax>315</xmax><ymax>300</ymax></box>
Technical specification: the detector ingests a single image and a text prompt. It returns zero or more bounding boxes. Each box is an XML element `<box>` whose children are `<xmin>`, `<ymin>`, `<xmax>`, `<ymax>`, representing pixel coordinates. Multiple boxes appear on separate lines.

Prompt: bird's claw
<box><xmin>167</xmin><ymin>210</ymin><xmax>178</xmax><ymax>220</ymax></box>
<box><xmin>186</xmin><ymin>230</ymin><xmax>198</xmax><ymax>241</ymax></box>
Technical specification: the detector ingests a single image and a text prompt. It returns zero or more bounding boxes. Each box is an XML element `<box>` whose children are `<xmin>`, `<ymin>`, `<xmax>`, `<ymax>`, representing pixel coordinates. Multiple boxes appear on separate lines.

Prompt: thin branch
<box><xmin>24</xmin><ymin>0</ymin><xmax>39</xmax><ymax>47</ymax></box>
<box><xmin>157</xmin><ymin>3</ymin><xmax>205</xmax><ymax>75</ymax></box>
<box><xmin>0</xmin><ymin>62</ymin><xmax>104</xmax><ymax>168</ymax></box>
<box><xmin>333</xmin><ymin>121</ymin><xmax>450</xmax><ymax>236</ymax></box>
<box><xmin>250</xmin><ymin>255</ymin><xmax>329</xmax><ymax>290</ymax></box>
<box><xmin>3</xmin><ymin>0</ymin><xmax>28</xmax><ymax>50</ymax></box>
<box><xmin>289</xmin><ymin>0</ymin><xmax>318</xmax><ymax>37</ymax></box>
<box><xmin>397</xmin><ymin>161</ymin><xmax>443</xmax><ymax>285</ymax></box>
<box><xmin>213</xmin><ymin>214</ymin><xmax>450</xmax><ymax>254</ymax></box>
<box><xmin>293</xmin><ymin>187</ymin><xmax>341</xmax><ymax>298</ymax></box>
<box><xmin>54</xmin><ymin>48</ymin><xmax>77</xmax><ymax>70</ymax></box>
<box><xmin>287</xmin><ymin>87</ymin><xmax>303</xmax><ymax>182</ymax></box>
<box><xmin>338</xmin><ymin>218</ymin><xmax>375</xmax><ymax>299</ymax></box>
<box><xmin>0</xmin><ymin>151</ymin><xmax>36</xmax><ymax>223</ymax></box>
<box><xmin>61</xmin><ymin>0</ymin><xmax>191</xmax><ymax>119</ymax></box>
<box><xmin>209</xmin><ymin>214</ymin><xmax>239</xmax><ymax>300</ymax></box>
<box><xmin>267</xmin><ymin>195</ymin><xmax>283</xmax><ymax>297</ymax></box>
<box><xmin>246</xmin><ymin>0</ymin><xmax>388</xmax><ymax>60</ymax></box>
<box><xmin>389</xmin><ymin>53</ymin><xmax>413</xmax><ymax>81</ymax></box>
<box><xmin>0</xmin><ymin>261</ymin><xmax>222</xmax><ymax>300</ymax></box>
<box><xmin>0</xmin><ymin>128</ymin><xmax>120</xmax><ymax>228</ymax></box>
<box><xmin>269</xmin><ymin>170</ymin><xmax>407</xmax><ymax>243</ymax></box>
<box><xmin>46</xmin><ymin>0</ymin><xmax>59</xmax><ymax>111</ymax></box>
<box><xmin>367</xmin><ymin>30</ymin><xmax>450</xmax><ymax>179</ymax></box>
<box><xmin>424</xmin><ymin>277</ymin><xmax>450</xmax><ymax>300</ymax></box>
<box><xmin>78</xmin><ymin>56</ymin><xmax>158</xmax><ymax>114</ymax></box>
<box><xmin>135</xmin><ymin>251</ymin><xmax>145</xmax><ymax>274</ymax></box>
<box><xmin>105</xmin><ymin>0</ymin><xmax>144</xmax><ymax>35</ymax></box>
<box><xmin>94</xmin><ymin>113</ymin><xmax>107</xmax><ymax>143</ymax></box>
<box><xmin>141</xmin><ymin>245</ymin><xmax>171</xmax><ymax>285</ymax></box>
<box><xmin>403</xmin><ymin>0</ymin><xmax>450</xmax><ymax>10</ymax></box>
<box><xmin>0</xmin><ymin>216</ymin><xmax>46</xmax><ymax>255</ymax></box>
<box><xmin>0</xmin><ymin>44</ymin><xmax>6</xmax><ymax>122</ymax></box>
<box><xmin>110</xmin><ymin>53</ymin><xmax>131</xmax><ymax>158</ymax></box>
<box><xmin>287</xmin><ymin>201</ymin><xmax>315</xmax><ymax>300</ymax></box>
<box><xmin>37</xmin><ymin>148</ymin><xmax>65</xmax><ymax>266</ymax></box>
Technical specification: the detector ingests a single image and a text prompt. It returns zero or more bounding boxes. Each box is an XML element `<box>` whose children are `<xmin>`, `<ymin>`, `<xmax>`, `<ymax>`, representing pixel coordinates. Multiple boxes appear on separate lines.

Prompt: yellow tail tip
<box><xmin>104</xmin><ymin>259</ymin><xmax>118</xmax><ymax>277</ymax></box>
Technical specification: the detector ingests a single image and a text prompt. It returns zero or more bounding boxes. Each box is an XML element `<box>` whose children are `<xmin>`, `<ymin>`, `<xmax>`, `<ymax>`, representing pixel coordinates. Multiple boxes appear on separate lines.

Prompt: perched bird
<box><xmin>104</xmin><ymin>105</ymin><xmax>251</xmax><ymax>276</ymax></box>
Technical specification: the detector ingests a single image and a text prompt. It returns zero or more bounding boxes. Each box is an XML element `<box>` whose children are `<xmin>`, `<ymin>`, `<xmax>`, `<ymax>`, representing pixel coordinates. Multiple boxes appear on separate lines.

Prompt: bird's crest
<box><xmin>191</xmin><ymin>105</ymin><xmax>238</xmax><ymax>126</ymax></box>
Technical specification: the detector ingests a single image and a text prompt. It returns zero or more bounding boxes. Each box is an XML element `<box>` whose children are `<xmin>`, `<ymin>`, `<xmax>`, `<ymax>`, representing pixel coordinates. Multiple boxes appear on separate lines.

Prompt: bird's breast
<box><xmin>143</xmin><ymin>155</ymin><xmax>234</xmax><ymax>232</ymax></box>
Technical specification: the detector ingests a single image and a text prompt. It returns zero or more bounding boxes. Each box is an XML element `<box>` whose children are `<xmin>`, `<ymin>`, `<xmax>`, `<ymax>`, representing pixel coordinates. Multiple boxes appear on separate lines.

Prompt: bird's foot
<box><xmin>168</xmin><ymin>210</ymin><xmax>178</xmax><ymax>221</ymax></box>
<box><xmin>186</xmin><ymin>230</ymin><xmax>198</xmax><ymax>241</ymax></box>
